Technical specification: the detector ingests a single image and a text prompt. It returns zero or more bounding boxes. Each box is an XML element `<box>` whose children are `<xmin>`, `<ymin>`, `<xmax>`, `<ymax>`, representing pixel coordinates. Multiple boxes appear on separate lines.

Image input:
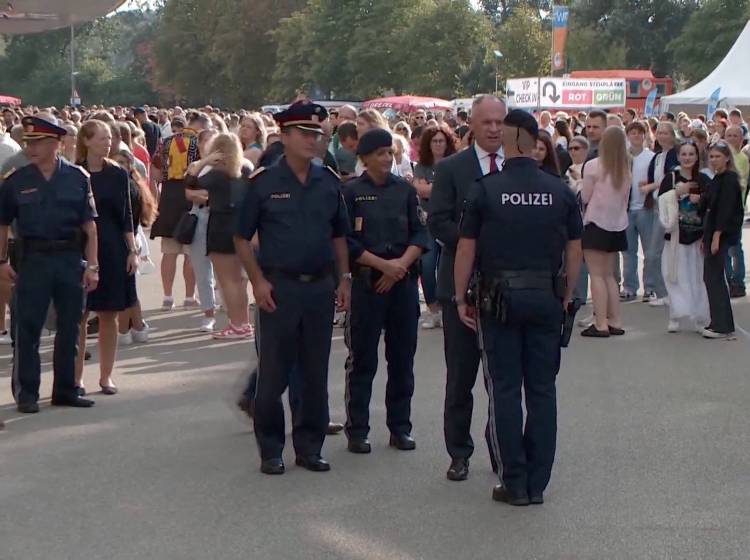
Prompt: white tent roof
<box><xmin>662</xmin><ymin>20</ymin><xmax>750</xmax><ymax>109</ymax></box>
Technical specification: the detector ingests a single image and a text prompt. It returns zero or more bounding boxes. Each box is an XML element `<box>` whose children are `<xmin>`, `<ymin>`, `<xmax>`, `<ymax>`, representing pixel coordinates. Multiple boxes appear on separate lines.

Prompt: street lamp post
<box><xmin>493</xmin><ymin>50</ymin><xmax>503</xmax><ymax>94</ymax></box>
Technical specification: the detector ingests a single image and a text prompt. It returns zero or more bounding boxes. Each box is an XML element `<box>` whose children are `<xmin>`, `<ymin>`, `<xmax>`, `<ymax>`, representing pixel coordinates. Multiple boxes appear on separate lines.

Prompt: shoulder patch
<box><xmin>248</xmin><ymin>166</ymin><xmax>266</xmax><ymax>180</ymax></box>
<box><xmin>324</xmin><ymin>165</ymin><xmax>341</xmax><ymax>181</ymax></box>
<box><xmin>70</xmin><ymin>163</ymin><xmax>91</xmax><ymax>178</ymax></box>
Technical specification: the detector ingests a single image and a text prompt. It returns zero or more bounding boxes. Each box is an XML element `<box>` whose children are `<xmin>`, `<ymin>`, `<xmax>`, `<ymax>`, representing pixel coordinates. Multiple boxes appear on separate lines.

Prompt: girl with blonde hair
<box><xmin>239</xmin><ymin>113</ymin><xmax>267</xmax><ymax>167</ymax></box>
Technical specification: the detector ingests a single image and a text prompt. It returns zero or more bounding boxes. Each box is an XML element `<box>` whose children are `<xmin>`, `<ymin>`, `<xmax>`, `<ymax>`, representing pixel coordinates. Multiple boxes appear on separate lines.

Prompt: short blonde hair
<box><xmin>207</xmin><ymin>133</ymin><xmax>243</xmax><ymax>179</ymax></box>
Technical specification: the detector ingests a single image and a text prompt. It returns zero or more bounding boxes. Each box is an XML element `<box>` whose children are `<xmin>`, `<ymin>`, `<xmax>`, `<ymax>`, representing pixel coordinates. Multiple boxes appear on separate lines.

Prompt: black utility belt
<box><xmin>20</xmin><ymin>238</ymin><xmax>82</xmax><ymax>253</ymax></box>
<box><xmin>264</xmin><ymin>268</ymin><xmax>332</xmax><ymax>283</ymax></box>
<box><xmin>476</xmin><ymin>271</ymin><xmax>564</xmax><ymax>324</ymax></box>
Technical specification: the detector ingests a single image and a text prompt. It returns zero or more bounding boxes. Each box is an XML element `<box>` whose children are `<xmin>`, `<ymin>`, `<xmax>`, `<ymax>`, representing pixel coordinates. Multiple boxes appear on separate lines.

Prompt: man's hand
<box><xmin>0</xmin><ymin>262</ymin><xmax>16</xmax><ymax>285</ymax></box>
<box><xmin>380</xmin><ymin>259</ymin><xmax>407</xmax><ymax>281</ymax></box>
<box><xmin>413</xmin><ymin>178</ymin><xmax>432</xmax><ymax>199</ymax></box>
<box><xmin>252</xmin><ymin>276</ymin><xmax>277</xmax><ymax>312</ymax></box>
<box><xmin>457</xmin><ymin>303</ymin><xmax>477</xmax><ymax>331</ymax></box>
<box><xmin>83</xmin><ymin>269</ymin><xmax>99</xmax><ymax>292</ymax></box>
<box><xmin>336</xmin><ymin>279</ymin><xmax>351</xmax><ymax>311</ymax></box>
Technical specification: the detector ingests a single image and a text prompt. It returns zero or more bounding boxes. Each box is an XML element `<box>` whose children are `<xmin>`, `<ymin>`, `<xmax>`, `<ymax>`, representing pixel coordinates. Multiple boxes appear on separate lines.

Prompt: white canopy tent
<box><xmin>662</xmin><ymin>20</ymin><xmax>750</xmax><ymax>111</ymax></box>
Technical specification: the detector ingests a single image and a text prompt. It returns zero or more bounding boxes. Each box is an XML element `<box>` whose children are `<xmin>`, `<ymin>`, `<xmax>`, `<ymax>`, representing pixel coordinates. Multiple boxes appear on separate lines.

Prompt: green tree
<box><xmin>668</xmin><ymin>0</ymin><xmax>750</xmax><ymax>84</ymax></box>
<box><xmin>566</xmin><ymin>24</ymin><xmax>626</xmax><ymax>71</ymax></box>
<box><xmin>496</xmin><ymin>3</ymin><xmax>550</xmax><ymax>80</ymax></box>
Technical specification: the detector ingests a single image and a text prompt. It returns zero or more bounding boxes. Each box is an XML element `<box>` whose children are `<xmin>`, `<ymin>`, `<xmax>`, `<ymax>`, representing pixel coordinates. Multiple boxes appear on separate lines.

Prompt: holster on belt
<box><xmin>478</xmin><ymin>270</ymin><xmax>564</xmax><ymax>324</ymax></box>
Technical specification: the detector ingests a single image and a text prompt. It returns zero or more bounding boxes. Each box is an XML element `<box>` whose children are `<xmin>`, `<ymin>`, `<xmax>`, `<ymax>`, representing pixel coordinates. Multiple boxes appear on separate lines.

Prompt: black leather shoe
<box><xmin>17</xmin><ymin>402</ymin><xmax>40</xmax><ymax>414</ymax></box>
<box><xmin>492</xmin><ymin>485</ymin><xmax>530</xmax><ymax>506</ymax></box>
<box><xmin>51</xmin><ymin>397</ymin><xmax>95</xmax><ymax>408</ymax></box>
<box><xmin>447</xmin><ymin>458</ymin><xmax>469</xmax><ymax>481</ymax></box>
<box><xmin>295</xmin><ymin>455</ymin><xmax>331</xmax><ymax>472</ymax></box>
<box><xmin>529</xmin><ymin>493</ymin><xmax>544</xmax><ymax>505</ymax></box>
<box><xmin>347</xmin><ymin>438</ymin><xmax>371</xmax><ymax>454</ymax></box>
<box><xmin>260</xmin><ymin>458</ymin><xmax>285</xmax><ymax>475</ymax></box>
<box><xmin>389</xmin><ymin>433</ymin><xmax>416</xmax><ymax>450</ymax></box>
<box><xmin>326</xmin><ymin>422</ymin><xmax>344</xmax><ymax>435</ymax></box>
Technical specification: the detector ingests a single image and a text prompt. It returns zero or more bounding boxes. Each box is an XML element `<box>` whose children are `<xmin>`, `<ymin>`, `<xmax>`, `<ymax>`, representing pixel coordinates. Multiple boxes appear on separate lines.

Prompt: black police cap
<box><xmin>357</xmin><ymin>128</ymin><xmax>393</xmax><ymax>156</ymax></box>
<box><xmin>504</xmin><ymin>109</ymin><xmax>539</xmax><ymax>139</ymax></box>
<box><xmin>21</xmin><ymin>115</ymin><xmax>66</xmax><ymax>141</ymax></box>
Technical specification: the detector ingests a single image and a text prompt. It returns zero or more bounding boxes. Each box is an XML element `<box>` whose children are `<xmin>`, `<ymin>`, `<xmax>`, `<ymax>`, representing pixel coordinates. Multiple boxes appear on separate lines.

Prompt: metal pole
<box><xmin>70</xmin><ymin>23</ymin><xmax>75</xmax><ymax>106</ymax></box>
<box><xmin>495</xmin><ymin>62</ymin><xmax>498</xmax><ymax>95</ymax></box>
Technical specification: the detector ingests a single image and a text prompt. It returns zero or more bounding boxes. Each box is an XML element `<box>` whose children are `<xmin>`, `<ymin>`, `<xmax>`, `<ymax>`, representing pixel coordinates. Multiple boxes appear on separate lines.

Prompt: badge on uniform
<box><xmin>354</xmin><ymin>217</ymin><xmax>363</xmax><ymax>231</ymax></box>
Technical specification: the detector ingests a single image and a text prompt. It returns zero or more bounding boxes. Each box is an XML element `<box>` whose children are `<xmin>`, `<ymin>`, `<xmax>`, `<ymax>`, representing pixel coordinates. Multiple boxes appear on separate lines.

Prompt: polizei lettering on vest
<box><xmin>500</xmin><ymin>192</ymin><xmax>553</xmax><ymax>206</ymax></box>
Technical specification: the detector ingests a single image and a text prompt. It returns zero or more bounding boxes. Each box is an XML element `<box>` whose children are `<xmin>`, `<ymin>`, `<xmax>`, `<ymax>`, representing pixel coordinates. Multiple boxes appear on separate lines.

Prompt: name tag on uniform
<box><xmin>270</xmin><ymin>192</ymin><xmax>291</xmax><ymax>199</ymax></box>
<box><xmin>354</xmin><ymin>195</ymin><xmax>377</xmax><ymax>202</ymax></box>
<box><xmin>354</xmin><ymin>217</ymin><xmax>363</xmax><ymax>231</ymax></box>
<box><xmin>500</xmin><ymin>193</ymin><xmax>553</xmax><ymax>206</ymax></box>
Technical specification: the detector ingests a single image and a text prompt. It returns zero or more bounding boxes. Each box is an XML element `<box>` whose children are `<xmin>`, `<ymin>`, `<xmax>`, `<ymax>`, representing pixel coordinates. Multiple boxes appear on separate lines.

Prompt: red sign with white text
<box><xmin>563</xmin><ymin>89</ymin><xmax>592</xmax><ymax>105</ymax></box>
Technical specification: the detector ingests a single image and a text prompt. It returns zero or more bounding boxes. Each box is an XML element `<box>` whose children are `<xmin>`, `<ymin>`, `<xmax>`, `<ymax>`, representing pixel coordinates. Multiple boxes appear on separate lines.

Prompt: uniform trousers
<box><xmin>478</xmin><ymin>289</ymin><xmax>563</xmax><ymax>496</ymax></box>
<box><xmin>12</xmin><ymin>251</ymin><xmax>85</xmax><ymax>405</ymax></box>
<box><xmin>344</xmin><ymin>274</ymin><xmax>419</xmax><ymax>439</ymax></box>
<box><xmin>254</xmin><ymin>275</ymin><xmax>335</xmax><ymax>460</ymax></box>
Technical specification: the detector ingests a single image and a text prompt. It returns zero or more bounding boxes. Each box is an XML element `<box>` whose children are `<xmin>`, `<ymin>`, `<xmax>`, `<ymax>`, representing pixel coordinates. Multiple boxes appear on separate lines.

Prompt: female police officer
<box><xmin>342</xmin><ymin>129</ymin><xmax>429</xmax><ymax>454</ymax></box>
<box><xmin>0</xmin><ymin>115</ymin><xmax>99</xmax><ymax>413</ymax></box>
<box><xmin>454</xmin><ymin>110</ymin><xmax>583</xmax><ymax>505</ymax></box>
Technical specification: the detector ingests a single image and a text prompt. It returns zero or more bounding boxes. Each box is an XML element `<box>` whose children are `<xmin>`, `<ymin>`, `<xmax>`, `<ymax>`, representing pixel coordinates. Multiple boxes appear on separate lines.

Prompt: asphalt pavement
<box><xmin>1</xmin><ymin>239</ymin><xmax>749</xmax><ymax>560</ymax></box>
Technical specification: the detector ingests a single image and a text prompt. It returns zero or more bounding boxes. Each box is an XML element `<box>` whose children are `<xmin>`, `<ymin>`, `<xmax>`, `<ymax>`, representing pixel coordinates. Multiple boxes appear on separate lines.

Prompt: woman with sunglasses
<box><xmin>657</xmin><ymin>141</ymin><xmax>710</xmax><ymax>333</ymax></box>
<box><xmin>700</xmin><ymin>141</ymin><xmax>744</xmax><ymax>339</ymax></box>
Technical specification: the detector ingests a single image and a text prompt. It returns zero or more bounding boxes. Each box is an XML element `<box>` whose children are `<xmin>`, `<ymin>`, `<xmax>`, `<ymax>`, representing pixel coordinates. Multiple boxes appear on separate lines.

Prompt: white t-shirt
<box><xmin>0</xmin><ymin>133</ymin><xmax>21</xmax><ymax>170</ymax></box>
<box><xmin>629</xmin><ymin>148</ymin><xmax>654</xmax><ymax>211</ymax></box>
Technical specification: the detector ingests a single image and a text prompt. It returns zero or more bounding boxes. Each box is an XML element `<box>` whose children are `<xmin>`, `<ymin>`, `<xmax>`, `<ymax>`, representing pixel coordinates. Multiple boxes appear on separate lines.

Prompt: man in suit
<box><xmin>428</xmin><ymin>95</ymin><xmax>506</xmax><ymax>481</ymax></box>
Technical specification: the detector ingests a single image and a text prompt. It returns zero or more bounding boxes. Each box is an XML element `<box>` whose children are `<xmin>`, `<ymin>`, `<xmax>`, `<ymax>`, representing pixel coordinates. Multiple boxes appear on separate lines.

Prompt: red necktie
<box><xmin>489</xmin><ymin>153</ymin><xmax>498</xmax><ymax>173</ymax></box>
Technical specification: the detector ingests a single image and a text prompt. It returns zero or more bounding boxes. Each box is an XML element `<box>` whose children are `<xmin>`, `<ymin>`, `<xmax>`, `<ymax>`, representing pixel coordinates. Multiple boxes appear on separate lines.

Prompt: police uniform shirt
<box><xmin>343</xmin><ymin>172</ymin><xmax>429</xmax><ymax>261</ymax></box>
<box><xmin>236</xmin><ymin>157</ymin><xmax>349</xmax><ymax>274</ymax></box>
<box><xmin>460</xmin><ymin>157</ymin><xmax>582</xmax><ymax>274</ymax></box>
<box><xmin>0</xmin><ymin>158</ymin><xmax>97</xmax><ymax>240</ymax></box>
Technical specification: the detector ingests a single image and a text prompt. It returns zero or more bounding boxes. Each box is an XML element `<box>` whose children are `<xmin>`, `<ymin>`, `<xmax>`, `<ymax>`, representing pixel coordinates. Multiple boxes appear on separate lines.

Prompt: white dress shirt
<box><xmin>474</xmin><ymin>143</ymin><xmax>504</xmax><ymax>175</ymax></box>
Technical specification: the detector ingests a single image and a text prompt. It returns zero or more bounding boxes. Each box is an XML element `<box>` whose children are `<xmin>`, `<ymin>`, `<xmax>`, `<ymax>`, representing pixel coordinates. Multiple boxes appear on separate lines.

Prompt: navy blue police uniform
<box><xmin>342</xmin><ymin>131</ymin><xmax>429</xmax><ymax>452</ymax></box>
<box><xmin>0</xmin><ymin>117</ymin><xmax>97</xmax><ymax>411</ymax></box>
<box><xmin>235</xmin><ymin>101</ymin><xmax>349</xmax><ymax>470</ymax></box>
<box><xmin>459</xmin><ymin>113</ymin><xmax>582</xmax><ymax>503</ymax></box>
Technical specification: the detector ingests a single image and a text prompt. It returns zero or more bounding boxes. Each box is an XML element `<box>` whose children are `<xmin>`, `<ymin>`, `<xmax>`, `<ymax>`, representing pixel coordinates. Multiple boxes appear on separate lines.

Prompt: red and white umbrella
<box><xmin>362</xmin><ymin>95</ymin><xmax>452</xmax><ymax>113</ymax></box>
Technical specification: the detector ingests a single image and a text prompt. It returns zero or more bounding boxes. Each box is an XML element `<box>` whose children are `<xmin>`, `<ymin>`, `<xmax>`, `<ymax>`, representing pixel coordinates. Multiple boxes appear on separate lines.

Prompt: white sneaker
<box><xmin>577</xmin><ymin>313</ymin><xmax>594</xmax><ymax>328</ymax></box>
<box><xmin>184</xmin><ymin>297</ymin><xmax>200</xmax><ymax>308</ymax></box>
<box><xmin>132</xmin><ymin>322</ymin><xmax>150</xmax><ymax>343</ymax></box>
<box><xmin>667</xmin><ymin>320</ymin><xmax>679</xmax><ymax>333</ymax></box>
<box><xmin>648</xmin><ymin>294</ymin><xmax>668</xmax><ymax>307</ymax></box>
<box><xmin>421</xmin><ymin>311</ymin><xmax>443</xmax><ymax>329</ymax></box>
<box><xmin>0</xmin><ymin>330</ymin><xmax>11</xmax><ymax>345</ymax></box>
<box><xmin>702</xmin><ymin>328</ymin><xmax>735</xmax><ymax>339</ymax></box>
<box><xmin>200</xmin><ymin>317</ymin><xmax>216</xmax><ymax>332</ymax></box>
<box><xmin>161</xmin><ymin>296</ymin><xmax>174</xmax><ymax>311</ymax></box>
<box><xmin>118</xmin><ymin>330</ymin><xmax>133</xmax><ymax>345</ymax></box>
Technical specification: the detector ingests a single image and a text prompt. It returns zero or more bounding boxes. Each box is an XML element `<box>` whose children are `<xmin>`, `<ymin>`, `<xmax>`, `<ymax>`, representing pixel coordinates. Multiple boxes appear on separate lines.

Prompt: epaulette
<box><xmin>248</xmin><ymin>166</ymin><xmax>266</xmax><ymax>180</ymax></box>
<box><xmin>1</xmin><ymin>168</ymin><xmax>16</xmax><ymax>181</ymax></box>
<box><xmin>324</xmin><ymin>165</ymin><xmax>341</xmax><ymax>181</ymax></box>
<box><xmin>70</xmin><ymin>163</ymin><xmax>91</xmax><ymax>178</ymax></box>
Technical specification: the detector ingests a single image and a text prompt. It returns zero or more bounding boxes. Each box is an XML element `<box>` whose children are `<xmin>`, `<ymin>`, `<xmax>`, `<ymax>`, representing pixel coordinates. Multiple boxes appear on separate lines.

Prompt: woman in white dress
<box><xmin>657</xmin><ymin>141</ymin><xmax>711</xmax><ymax>332</ymax></box>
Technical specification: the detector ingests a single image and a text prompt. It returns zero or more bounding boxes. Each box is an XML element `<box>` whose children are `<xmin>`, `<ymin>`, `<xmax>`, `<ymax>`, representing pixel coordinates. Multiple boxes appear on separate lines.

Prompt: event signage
<box><xmin>506</xmin><ymin>77</ymin><xmax>627</xmax><ymax>109</ymax></box>
<box><xmin>643</xmin><ymin>89</ymin><xmax>658</xmax><ymax>117</ymax></box>
<box><xmin>707</xmin><ymin>87</ymin><xmax>722</xmax><ymax>117</ymax></box>
<box><xmin>551</xmin><ymin>6</ymin><xmax>570</xmax><ymax>72</ymax></box>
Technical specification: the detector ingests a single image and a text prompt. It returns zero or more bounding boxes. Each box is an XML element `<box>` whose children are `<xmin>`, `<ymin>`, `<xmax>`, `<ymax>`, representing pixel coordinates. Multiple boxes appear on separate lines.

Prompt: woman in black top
<box><xmin>700</xmin><ymin>141</ymin><xmax>744</xmax><ymax>338</ymax></box>
<box><xmin>113</xmin><ymin>149</ymin><xmax>158</xmax><ymax>345</ymax></box>
<box><xmin>74</xmin><ymin>120</ymin><xmax>138</xmax><ymax>396</ymax></box>
<box><xmin>656</xmin><ymin>141</ymin><xmax>711</xmax><ymax>333</ymax></box>
<box><xmin>533</xmin><ymin>130</ymin><xmax>561</xmax><ymax>177</ymax></box>
<box><xmin>185</xmin><ymin>133</ymin><xmax>253</xmax><ymax>340</ymax></box>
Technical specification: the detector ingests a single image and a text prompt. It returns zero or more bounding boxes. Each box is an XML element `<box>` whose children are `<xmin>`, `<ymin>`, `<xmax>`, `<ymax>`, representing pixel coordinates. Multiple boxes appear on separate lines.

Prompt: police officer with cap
<box><xmin>342</xmin><ymin>128</ymin><xmax>428</xmax><ymax>454</ymax></box>
<box><xmin>454</xmin><ymin>109</ymin><xmax>583</xmax><ymax>505</ymax></box>
<box><xmin>234</xmin><ymin>100</ymin><xmax>351</xmax><ymax>475</ymax></box>
<box><xmin>0</xmin><ymin>115</ymin><xmax>99</xmax><ymax>413</ymax></box>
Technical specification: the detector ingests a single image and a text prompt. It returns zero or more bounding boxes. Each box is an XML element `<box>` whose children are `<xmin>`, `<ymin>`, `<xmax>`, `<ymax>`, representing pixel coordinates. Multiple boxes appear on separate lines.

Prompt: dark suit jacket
<box><xmin>427</xmin><ymin>146</ymin><xmax>483</xmax><ymax>303</ymax></box>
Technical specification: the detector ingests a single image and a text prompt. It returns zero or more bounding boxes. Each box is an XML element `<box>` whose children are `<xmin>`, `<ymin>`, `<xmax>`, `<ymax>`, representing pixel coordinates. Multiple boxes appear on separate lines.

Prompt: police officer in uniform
<box><xmin>234</xmin><ymin>101</ymin><xmax>351</xmax><ymax>475</ymax></box>
<box><xmin>454</xmin><ymin>110</ymin><xmax>583</xmax><ymax>505</ymax></box>
<box><xmin>0</xmin><ymin>115</ymin><xmax>100</xmax><ymax>413</ymax></box>
<box><xmin>342</xmin><ymin>129</ymin><xmax>429</xmax><ymax>454</ymax></box>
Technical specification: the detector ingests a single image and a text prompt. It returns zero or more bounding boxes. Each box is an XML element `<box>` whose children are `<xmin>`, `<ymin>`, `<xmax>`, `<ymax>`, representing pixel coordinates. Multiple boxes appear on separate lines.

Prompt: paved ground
<box><xmin>1</xmin><ymin>238</ymin><xmax>750</xmax><ymax>560</ymax></box>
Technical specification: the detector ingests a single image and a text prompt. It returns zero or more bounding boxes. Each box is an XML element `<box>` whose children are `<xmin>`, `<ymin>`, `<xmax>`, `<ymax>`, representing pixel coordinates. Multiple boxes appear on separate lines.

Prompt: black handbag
<box><xmin>173</xmin><ymin>211</ymin><xmax>198</xmax><ymax>244</ymax></box>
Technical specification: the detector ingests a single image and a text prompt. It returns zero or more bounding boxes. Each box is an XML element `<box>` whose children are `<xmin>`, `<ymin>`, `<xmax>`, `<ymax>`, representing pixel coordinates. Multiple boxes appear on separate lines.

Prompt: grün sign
<box><xmin>594</xmin><ymin>89</ymin><xmax>625</xmax><ymax>105</ymax></box>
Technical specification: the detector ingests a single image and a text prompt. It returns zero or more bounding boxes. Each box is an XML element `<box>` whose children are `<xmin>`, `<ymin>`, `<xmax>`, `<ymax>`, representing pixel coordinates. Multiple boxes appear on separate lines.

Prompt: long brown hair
<box><xmin>75</xmin><ymin>119</ymin><xmax>111</xmax><ymax>163</ymax></box>
<box><xmin>114</xmin><ymin>149</ymin><xmax>158</xmax><ymax>227</ymax></box>
<box><xmin>598</xmin><ymin>126</ymin><xmax>631</xmax><ymax>189</ymax></box>
<box><xmin>418</xmin><ymin>124</ymin><xmax>457</xmax><ymax>167</ymax></box>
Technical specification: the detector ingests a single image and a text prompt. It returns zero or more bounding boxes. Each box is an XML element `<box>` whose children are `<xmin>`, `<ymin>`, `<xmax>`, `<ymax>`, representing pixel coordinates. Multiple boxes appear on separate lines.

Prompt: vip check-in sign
<box><xmin>506</xmin><ymin>77</ymin><xmax>626</xmax><ymax>109</ymax></box>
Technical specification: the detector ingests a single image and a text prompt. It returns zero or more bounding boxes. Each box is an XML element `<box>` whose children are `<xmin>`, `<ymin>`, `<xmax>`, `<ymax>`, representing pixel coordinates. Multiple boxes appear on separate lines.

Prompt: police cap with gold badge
<box><xmin>21</xmin><ymin>114</ymin><xmax>67</xmax><ymax>142</ymax></box>
<box><xmin>274</xmin><ymin>100</ymin><xmax>328</xmax><ymax>133</ymax></box>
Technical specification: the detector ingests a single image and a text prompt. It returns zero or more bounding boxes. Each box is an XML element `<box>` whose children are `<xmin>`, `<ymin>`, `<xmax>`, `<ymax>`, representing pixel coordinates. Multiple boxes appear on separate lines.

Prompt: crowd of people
<box><xmin>0</xmin><ymin>95</ymin><xmax>747</xmax><ymax>501</ymax></box>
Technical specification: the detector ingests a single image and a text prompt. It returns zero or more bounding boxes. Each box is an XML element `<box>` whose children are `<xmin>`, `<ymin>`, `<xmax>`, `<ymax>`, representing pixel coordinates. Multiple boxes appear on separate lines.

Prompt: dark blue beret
<box><xmin>357</xmin><ymin>128</ymin><xmax>393</xmax><ymax>156</ymax></box>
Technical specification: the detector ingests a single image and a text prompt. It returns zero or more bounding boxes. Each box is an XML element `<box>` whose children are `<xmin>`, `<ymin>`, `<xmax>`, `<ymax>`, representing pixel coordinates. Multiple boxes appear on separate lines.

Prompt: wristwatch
<box><xmin>341</xmin><ymin>272</ymin><xmax>353</xmax><ymax>281</ymax></box>
<box><xmin>87</xmin><ymin>264</ymin><xmax>100</xmax><ymax>272</ymax></box>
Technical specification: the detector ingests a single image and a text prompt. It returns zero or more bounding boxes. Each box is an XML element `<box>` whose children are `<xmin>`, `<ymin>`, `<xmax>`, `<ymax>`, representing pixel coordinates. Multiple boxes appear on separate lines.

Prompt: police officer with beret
<box><xmin>234</xmin><ymin>101</ymin><xmax>351</xmax><ymax>475</ymax></box>
<box><xmin>454</xmin><ymin>109</ymin><xmax>583</xmax><ymax>505</ymax></box>
<box><xmin>0</xmin><ymin>115</ymin><xmax>100</xmax><ymax>413</ymax></box>
<box><xmin>342</xmin><ymin>128</ymin><xmax>429</xmax><ymax>454</ymax></box>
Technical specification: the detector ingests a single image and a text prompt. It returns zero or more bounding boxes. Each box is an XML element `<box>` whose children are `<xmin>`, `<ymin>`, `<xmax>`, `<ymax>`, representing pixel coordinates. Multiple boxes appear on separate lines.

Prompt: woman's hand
<box><xmin>688</xmin><ymin>194</ymin><xmax>701</xmax><ymax>204</ymax></box>
<box><xmin>638</xmin><ymin>180</ymin><xmax>652</xmax><ymax>194</ymax></box>
<box><xmin>126</xmin><ymin>252</ymin><xmax>138</xmax><ymax>275</ymax></box>
<box><xmin>457</xmin><ymin>303</ymin><xmax>476</xmax><ymax>331</ymax></box>
<box><xmin>186</xmin><ymin>188</ymin><xmax>209</xmax><ymax>204</ymax></box>
<box><xmin>711</xmin><ymin>233</ymin><xmax>721</xmax><ymax>256</ymax></box>
<box><xmin>674</xmin><ymin>181</ymin><xmax>691</xmax><ymax>196</ymax></box>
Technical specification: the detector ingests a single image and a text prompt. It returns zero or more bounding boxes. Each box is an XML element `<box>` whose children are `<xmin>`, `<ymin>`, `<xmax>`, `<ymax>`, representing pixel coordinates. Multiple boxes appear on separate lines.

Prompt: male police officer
<box><xmin>342</xmin><ymin>129</ymin><xmax>428</xmax><ymax>454</ymax></box>
<box><xmin>454</xmin><ymin>109</ymin><xmax>583</xmax><ymax>505</ymax></box>
<box><xmin>0</xmin><ymin>115</ymin><xmax>99</xmax><ymax>413</ymax></box>
<box><xmin>234</xmin><ymin>101</ymin><xmax>351</xmax><ymax>475</ymax></box>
